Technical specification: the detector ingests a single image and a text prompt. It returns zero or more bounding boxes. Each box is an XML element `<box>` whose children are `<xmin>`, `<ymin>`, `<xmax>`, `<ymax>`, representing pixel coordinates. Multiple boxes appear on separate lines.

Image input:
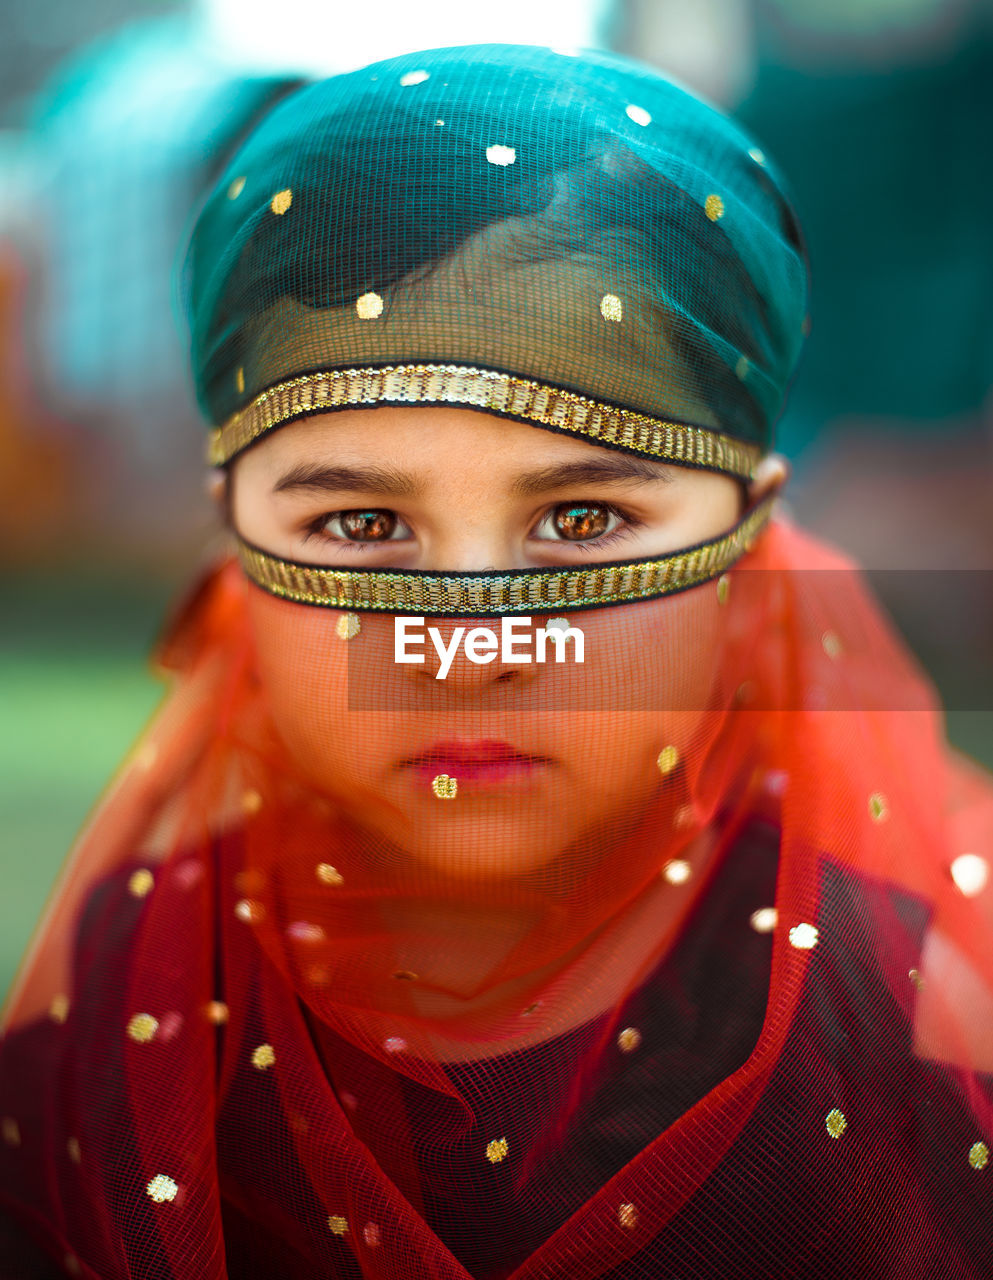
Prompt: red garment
<box><xmin>1</xmin><ymin>519</ymin><xmax>992</xmax><ymax>1278</ymax></box>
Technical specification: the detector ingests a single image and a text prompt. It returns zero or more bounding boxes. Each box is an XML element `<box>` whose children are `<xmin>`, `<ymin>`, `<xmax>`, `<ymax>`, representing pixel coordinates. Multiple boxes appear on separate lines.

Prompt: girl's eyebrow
<box><xmin>272</xmin><ymin>454</ymin><xmax>674</xmax><ymax>498</ymax></box>
<box><xmin>510</xmin><ymin>457</ymin><xmax>674</xmax><ymax>496</ymax></box>
<box><xmin>273</xmin><ymin>463</ymin><xmax>423</xmax><ymax>497</ymax></box>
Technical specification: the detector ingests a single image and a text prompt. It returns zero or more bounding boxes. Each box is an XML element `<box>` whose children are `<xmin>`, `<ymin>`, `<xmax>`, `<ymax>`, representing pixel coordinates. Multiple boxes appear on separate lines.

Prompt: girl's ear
<box><xmin>206</xmin><ymin>468</ymin><xmax>232</xmax><ymax>526</ymax></box>
<box><xmin>748</xmin><ymin>453</ymin><xmax>789</xmax><ymax>507</ymax></box>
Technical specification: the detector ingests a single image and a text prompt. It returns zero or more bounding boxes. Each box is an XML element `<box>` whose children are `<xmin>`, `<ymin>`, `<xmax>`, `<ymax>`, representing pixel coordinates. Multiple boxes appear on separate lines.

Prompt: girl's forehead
<box><xmin>233</xmin><ymin>407</ymin><xmax>682</xmax><ymax>483</ymax></box>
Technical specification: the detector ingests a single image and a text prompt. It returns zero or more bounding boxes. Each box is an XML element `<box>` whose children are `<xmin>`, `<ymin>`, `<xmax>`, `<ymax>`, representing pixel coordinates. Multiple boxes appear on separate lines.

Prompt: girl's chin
<box><xmin>320</xmin><ymin>801</ymin><xmax>573</xmax><ymax>879</ymax></box>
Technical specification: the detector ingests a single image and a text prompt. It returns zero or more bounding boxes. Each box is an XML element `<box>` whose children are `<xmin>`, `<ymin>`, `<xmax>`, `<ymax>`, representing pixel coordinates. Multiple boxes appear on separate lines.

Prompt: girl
<box><xmin>2</xmin><ymin>43</ymin><xmax>991</xmax><ymax>1279</ymax></box>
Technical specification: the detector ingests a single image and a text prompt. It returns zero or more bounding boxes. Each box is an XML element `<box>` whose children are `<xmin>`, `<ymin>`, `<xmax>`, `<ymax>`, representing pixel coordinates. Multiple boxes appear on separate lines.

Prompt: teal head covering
<box><xmin>183</xmin><ymin>44</ymin><xmax>808</xmax><ymax>482</ymax></box>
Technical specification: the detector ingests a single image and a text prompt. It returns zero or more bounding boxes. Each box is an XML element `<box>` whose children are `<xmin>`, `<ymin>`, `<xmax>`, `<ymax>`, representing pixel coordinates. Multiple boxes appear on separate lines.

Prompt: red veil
<box><xmin>1</xmin><ymin>513</ymin><xmax>992</xmax><ymax>1278</ymax></box>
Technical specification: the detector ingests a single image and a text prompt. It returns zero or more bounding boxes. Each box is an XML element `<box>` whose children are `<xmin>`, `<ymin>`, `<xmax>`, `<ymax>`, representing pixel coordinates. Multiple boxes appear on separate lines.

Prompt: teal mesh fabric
<box><xmin>182</xmin><ymin>44</ymin><xmax>808</xmax><ymax>458</ymax></box>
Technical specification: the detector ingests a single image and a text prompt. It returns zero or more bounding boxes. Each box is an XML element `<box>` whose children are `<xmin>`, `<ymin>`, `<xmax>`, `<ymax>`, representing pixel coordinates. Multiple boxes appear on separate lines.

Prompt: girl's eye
<box><xmin>319</xmin><ymin>509</ymin><xmax>409</xmax><ymax>542</ymax></box>
<box><xmin>533</xmin><ymin>502</ymin><xmax>623</xmax><ymax>543</ymax></box>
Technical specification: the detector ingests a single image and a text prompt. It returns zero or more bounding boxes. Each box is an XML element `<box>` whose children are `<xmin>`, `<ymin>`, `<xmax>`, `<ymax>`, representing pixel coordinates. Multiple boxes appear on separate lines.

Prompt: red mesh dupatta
<box><xmin>2</xmin><ymin>516</ymin><xmax>993</xmax><ymax>1279</ymax></box>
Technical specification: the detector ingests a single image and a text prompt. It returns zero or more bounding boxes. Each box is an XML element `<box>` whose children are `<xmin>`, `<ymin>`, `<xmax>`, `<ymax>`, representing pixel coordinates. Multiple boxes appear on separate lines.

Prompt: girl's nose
<box><xmin>404</xmin><ymin>617</ymin><xmax>543</xmax><ymax>690</ymax></box>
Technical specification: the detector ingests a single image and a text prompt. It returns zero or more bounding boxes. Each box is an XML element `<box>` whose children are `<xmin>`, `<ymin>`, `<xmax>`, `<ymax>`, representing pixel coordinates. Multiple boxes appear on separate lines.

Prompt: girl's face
<box><xmin>228</xmin><ymin>408</ymin><xmax>776</xmax><ymax>880</ymax></box>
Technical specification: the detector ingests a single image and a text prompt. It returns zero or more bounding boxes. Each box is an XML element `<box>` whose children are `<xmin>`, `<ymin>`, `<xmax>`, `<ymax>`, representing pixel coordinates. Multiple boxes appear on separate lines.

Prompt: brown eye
<box><xmin>336</xmin><ymin>510</ymin><xmax>397</xmax><ymax>540</ymax></box>
<box><xmin>551</xmin><ymin>503</ymin><xmax>611</xmax><ymax>541</ymax></box>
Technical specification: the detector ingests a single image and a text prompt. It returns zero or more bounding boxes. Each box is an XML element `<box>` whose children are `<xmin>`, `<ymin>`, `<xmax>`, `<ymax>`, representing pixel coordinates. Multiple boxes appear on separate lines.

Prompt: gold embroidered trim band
<box><xmin>235</xmin><ymin>497</ymin><xmax>773</xmax><ymax>616</ymax></box>
<box><xmin>208</xmin><ymin>364</ymin><xmax>762</xmax><ymax>480</ymax></box>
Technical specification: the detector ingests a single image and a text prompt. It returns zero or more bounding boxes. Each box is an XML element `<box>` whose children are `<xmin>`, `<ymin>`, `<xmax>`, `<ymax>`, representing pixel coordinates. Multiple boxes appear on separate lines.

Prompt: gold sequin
<box><xmin>336</xmin><ymin>612</ymin><xmax>361</xmax><ymax>640</ymax></box>
<box><xmin>287</xmin><ymin>921</ymin><xmax>325</xmax><ymax>944</ymax></box>
<box><xmin>673</xmin><ymin>804</ymin><xmax>695</xmax><ymax>829</ymax></box>
<box><xmin>625</xmin><ymin>104</ymin><xmax>652</xmax><ymax>127</ymax></box>
<box><xmin>363</xmin><ymin>1221</ymin><xmax>381</xmax><ymax>1247</ymax></box>
<box><xmin>617</xmin><ymin>1027</ymin><xmax>642</xmax><ymax>1053</ymax></box>
<box><xmin>717</xmin><ymin>574</ymin><xmax>731</xmax><ymax>605</ymax></box>
<box><xmin>235</xmin><ymin>366</ymin><xmax>245</xmax><ymax>395</ymax></box>
<box><xmin>789</xmin><ymin>922</ymin><xmax>819</xmax><ymax>950</ymax></box>
<box><xmin>521</xmin><ymin>1001</ymin><xmax>542</xmax><ymax>1016</ymax></box>
<box><xmin>764</xmin><ymin>769</ymin><xmax>788</xmax><ymax>796</ymax></box>
<box><xmin>704</xmin><ymin>193</ymin><xmax>725</xmax><ymax>221</ymax></box>
<box><xmin>399</xmin><ymin>69</ymin><xmax>429</xmax><ymax>86</ymax></box>
<box><xmin>328</xmin><ymin>1215</ymin><xmax>349</xmax><ymax>1235</ymax></box>
<box><xmin>67</xmin><ymin>1137</ymin><xmax>82</xmax><ymax>1164</ymax></box>
<box><xmin>242</xmin><ymin>789</ymin><xmax>263</xmax><ymax>815</ymax></box>
<box><xmin>486</xmin><ymin>1137</ymin><xmax>509</xmax><ymax>1164</ymax></box>
<box><xmin>158</xmin><ymin>1011</ymin><xmax>183</xmax><ymax>1042</ymax></box>
<box><xmin>49</xmin><ymin>993</ymin><xmax>70</xmax><ymax>1024</ymax></box>
<box><xmin>2</xmin><ymin>1117</ymin><xmax>20</xmax><ymax>1147</ymax></box>
<box><xmin>662</xmin><ymin>859</ymin><xmax>691</xmax><ymax>885</ymax></box>
<box><xmin>210</xmin><ymin>363</ymin><xmax>764</xmax><ymax>480</ymax></box>
<box><xmin>969</xmin><ymin>1141</ymin><xmax>989</xmax><ymax>1170</ymax></box>
<box><xmin>618</xmin><ymin>1202</ymin><xmax>639</xmax><ymax>1229</ymax></box>
<box><xmin>825</xmin><ymin>1108</ymin><xmax>847</xmax><ymax>1139</ymax></box>
<box><xmin>735</xmin><ymin>355</ymin><xmax>750</xmax><ymax>381</ymax></box>
<box><xmin>127</xmin><ymin>1012</ymin><xmax>159</xmax><ymax>1043</ymax></box>
<box><xmin>950</xmin><ymin>853</ymin><xmax>988</xmax><ymax>897</ymax></box>
<box><xmin>146</xmin><ymin>1174</ymin><xmax>179</xmax><ymax>1203</ymax></box>
<box><xmin>393</xmin><ymin>969</ymin><xmax>419</xmax><ymax>982</ymax></box>
<box><xmin>748</xmin><ymin>146</ymin><xmax>766</xmax><ymax>166</ymax></box>
<box><xmin>384</xmin><ymin>1036</ymin><xmax>408</xmax><ymax>1054</ymax></box>
<box><xmin>316</xmin><ymin>863</ymin><xmax>345</xmax><ymax>887</ymax></box>
<box><xmin>134</xmin><ymin>741</ymin><xmax>158</xmax><ymax>770</ymax></box>
<box><xmin>128</xmin><ymin>868</ymin><xmax>155</xmax><ymax>899</ymax></box>
<box><xmin>656</xmin><ymin>745</ymin><xmax>679</xmax><ymax>775</ymax></box>
<box><xmin>908</xmin><ymin>967</ymin><xmax>925</xmax><ymax>990</ymax></box>
<box><xmin>749</xmin><ymin>906</ymin><xmax>778</xmax><ymax>934</ymax></box>
<box><xmin>431</xmin><ymin>773</ymin><xmax>458</xmax><ymax>799</ymax></box>
<box><xmin>270</xmin><ymin>188</ymin><xmax>292</xmax><ymax>216</ymax></box>
<box><xmin>234</xmin><ymin>898</ymin><xmax>265</xmax><ymax>924</ymax></box>
<box><xmin>868</xmin><ymin>792</ymin><xmax>889</xmax><ymax>823</ymax></box>
<box><xmin>355</xmin><ymin>291</ymin><xmax>384</xmax><ymax>320</ymax></box>
<box><xmin>251</xmin><ymin>1043</ymin><xmax>276</xmax><ymax>1070</ymax></box>
<box><xmin>173</xmin><ymin>858</ymin><xmax>204</xmax><ymax>890</ymax></box>
<box><xmin>600</xmin><ymin>294</ymin><xmax>623</xmax><ymax>322</ymax></box>
<box><xmin>821</xmin><ymin>631</ymin><xmax>842</xmax><ymax>660</ymax></box>
<box><xmin>206</xmin><ymin>999</ymin><xmax>229</xmax><ymax>1025</ymax></box>
<box><xmin>227</xmin><ymin>175</ymin><xmax>246</xmax><ymax>199</ymax></box>
<box><xmin>486</xmin><ymin>144</ymin><xmax>516</xmax><ymax>166</ymax></box>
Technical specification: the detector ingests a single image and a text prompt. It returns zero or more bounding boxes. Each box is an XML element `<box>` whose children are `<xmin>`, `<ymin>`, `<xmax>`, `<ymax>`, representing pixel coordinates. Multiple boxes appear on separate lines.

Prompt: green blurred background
<box><xmin>1</xmin><ymin>575</ymin><xmax>167</xmax><ymax>991</ymax></box>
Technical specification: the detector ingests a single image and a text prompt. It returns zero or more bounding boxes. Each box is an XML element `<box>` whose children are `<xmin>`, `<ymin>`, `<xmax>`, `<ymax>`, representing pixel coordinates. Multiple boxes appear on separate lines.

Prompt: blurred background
<box><xmin>2</xmin><ymin>0</ymin><xmax>992</xmax><ymax>998</ymax></box>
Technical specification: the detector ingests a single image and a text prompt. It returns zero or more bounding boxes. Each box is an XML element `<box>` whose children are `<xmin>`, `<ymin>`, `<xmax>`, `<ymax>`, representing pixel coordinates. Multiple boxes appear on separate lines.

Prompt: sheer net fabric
<box><xmin>2</xmin><ymin>521</ymin><xmax>993</xmax><ymax>1277</ymax></box>
<box><xmin>185</xmin><ymin>45</ymin><xmax>805</xmax><ymax>464</ymax></box>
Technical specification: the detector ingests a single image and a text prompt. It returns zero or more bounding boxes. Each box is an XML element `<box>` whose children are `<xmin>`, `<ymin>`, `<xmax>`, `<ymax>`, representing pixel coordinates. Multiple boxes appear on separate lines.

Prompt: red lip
<box><xmin>402</xmin><ymin>739</ymin><xmax>548</xmax><ymax>767</ymax></box>
<box><xmin>400</xmin><ymin>739</ymin><xmax>552</xmax><ymax>791</ymax></box>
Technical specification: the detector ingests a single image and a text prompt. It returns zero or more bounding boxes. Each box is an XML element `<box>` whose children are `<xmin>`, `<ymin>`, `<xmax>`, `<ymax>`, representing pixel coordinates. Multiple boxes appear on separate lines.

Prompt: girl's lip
<box><xmin>400</xmin><ymin>740</ymin><xmax>550</xmax><ymax>768</ymax></box>
<box><xmin>402</xmin><ymin>757</ymin><xmax>551</xmax><ymax>787</ymax></box>
<box><xmin>399</xmin><ymin>740</ymin><xmax>553</xmax><ymax>789</ymax></box>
